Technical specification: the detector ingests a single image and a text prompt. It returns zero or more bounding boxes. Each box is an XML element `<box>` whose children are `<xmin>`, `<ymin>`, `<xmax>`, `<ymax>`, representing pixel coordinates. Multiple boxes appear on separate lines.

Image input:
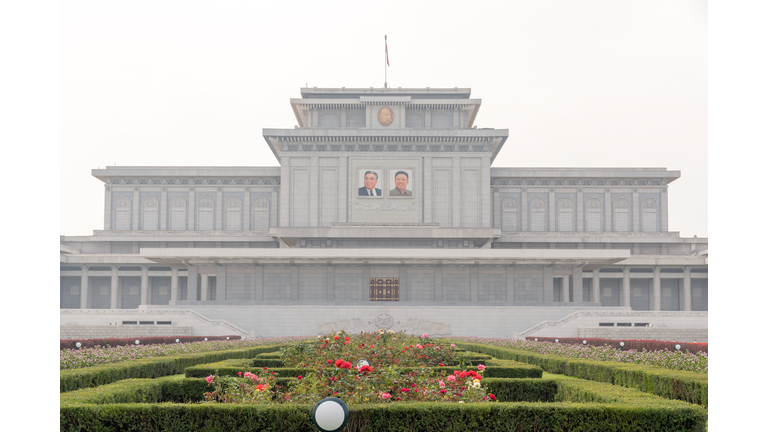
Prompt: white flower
<box><xmin>473</xmin><ymin>382</ymin><xmax>481</xmax><ymax>389</ymax></box>
<box><xmin>458</xmin><ymin>401</ymin><xmax>465</xmax><ymax>403</ymax></box>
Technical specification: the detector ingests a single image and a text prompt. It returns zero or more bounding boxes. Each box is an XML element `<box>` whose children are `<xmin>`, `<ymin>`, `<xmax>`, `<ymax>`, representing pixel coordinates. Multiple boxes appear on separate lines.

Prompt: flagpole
<box><xmin>384</xmin><ymin>35</ymin><xmax>387</xmax><ymax>89</ymax></box>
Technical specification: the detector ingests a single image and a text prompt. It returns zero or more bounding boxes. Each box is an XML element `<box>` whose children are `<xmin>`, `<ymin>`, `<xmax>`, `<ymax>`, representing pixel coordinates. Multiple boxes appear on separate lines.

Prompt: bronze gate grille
<box><xmin>369</xmin><ymin>277</ymin><xmax>399</xmax><ymax>301</ymax></box>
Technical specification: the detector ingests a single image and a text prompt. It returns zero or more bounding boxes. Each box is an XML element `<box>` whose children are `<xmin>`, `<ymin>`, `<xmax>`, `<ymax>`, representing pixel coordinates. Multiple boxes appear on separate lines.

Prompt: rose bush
<box><xmin>205</xmin><ymin>331</ymin><xmax>496</xmax><ymax>405</ymax></box>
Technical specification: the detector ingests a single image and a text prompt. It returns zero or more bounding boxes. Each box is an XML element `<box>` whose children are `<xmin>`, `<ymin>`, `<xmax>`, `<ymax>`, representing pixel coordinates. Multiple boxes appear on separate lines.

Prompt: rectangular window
<box><xmin>369</xmin><ymin>277</ymin><xmax>400</xmax><ymax>301</ymax></box>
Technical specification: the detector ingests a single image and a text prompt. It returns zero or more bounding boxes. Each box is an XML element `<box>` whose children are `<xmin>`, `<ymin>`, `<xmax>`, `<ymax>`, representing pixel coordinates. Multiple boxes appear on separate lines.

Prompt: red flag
<box><xmin>386</xmin><ymin>40</ymin><xmax>390</xmax><ymax>66</ymax></box>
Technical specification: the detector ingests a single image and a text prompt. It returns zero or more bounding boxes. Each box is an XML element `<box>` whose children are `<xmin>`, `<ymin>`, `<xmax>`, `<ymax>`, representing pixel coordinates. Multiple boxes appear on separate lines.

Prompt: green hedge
<box><xmin>61</xmin><ymin>345</ymin><xmax>286</xmax><ymax>393</ymax></box>
<box><xmin>453</xmin><ymin>342</ymin><xmax>708</xmax><ymax>407</ymax></box>
<box><xmin>61</xmin><ymin>400</ymin><xmax>706</xmax><ymax>432</ymax></box>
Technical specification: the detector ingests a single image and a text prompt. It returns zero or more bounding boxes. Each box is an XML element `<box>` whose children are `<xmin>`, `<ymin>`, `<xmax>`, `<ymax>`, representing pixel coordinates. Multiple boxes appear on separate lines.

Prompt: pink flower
<box><xmin>297</xmin><ymin>375</ymin><xmax>302</xmax><ymax>380</ymax></box>
<box><xmin>381</xmin><ymin>392</ymin><xmax>391</xmax><ymax>400</ymax></box>
<box><xmin>439</xmin><ymin>389</ymin><xmax>447</xmax><ymax>394</ymax></box>
<box><xmin>447</xmin><ymin>375</ymin><xmax>456</xmax><ymax>382</ymax></box>
<box><xmin>238</xmin><ymin>372</ymin><xmax>242</xmax><ymax>376</ymax></box>
<box><xmin>423</xmin><ymin>333</ymin><xmax>428</xmax><ymax>338</ymax></box>
<box><xmin>450</xmin><ymin>344</ymin><xmax>456</xmax><ymax>348</ymax></box>
<box><xmin>439</xmin><ymin>380</ymin><xmax>445</xmax><ymax>388</ymax></box>
<box><xmin>205</xmin><ymin>375</ymin><xmax>214</xmax><ymax>384</ymax></box>
<box><xmin>477</xmin><ymin>364</ymin><xmax>486</xmax><ymax>371</ymax></box>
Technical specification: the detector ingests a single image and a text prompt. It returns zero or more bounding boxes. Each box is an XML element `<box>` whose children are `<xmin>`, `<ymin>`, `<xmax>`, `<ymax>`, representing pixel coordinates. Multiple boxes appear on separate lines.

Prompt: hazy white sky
<box><xmin>60</xmin><ymin>0</ymin><xmax>707</xmax><ymax>237</ymax></box>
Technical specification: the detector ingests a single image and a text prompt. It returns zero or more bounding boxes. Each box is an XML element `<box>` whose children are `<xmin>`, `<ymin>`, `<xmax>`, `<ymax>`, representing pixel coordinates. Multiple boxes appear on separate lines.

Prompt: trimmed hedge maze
<box><xmin>60</xmin><ymin>338</ymin><xmax>707</xmax><ymax>431</ymax></box>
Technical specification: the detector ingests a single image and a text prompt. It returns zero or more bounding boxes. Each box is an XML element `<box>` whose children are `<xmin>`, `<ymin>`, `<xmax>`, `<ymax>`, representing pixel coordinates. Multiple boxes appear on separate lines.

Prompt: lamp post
<box><xmin>311</xmin><ymin>397</ymin><xmax>349</xmax><ymax>432</ymax></box>
<box><xmin>75</xmin><ymin>342</ymin><xmax>82</xmax><ymax>348</ymax></box>
<box><xmin>619</xmin><ymin>341</ymin><xmax>625</xmax><ymax>352</ymax></box>
<box><xmin>135</xmin><ymin>340</ymin><xmax>140</xmax><ymax>345</ymax></box>
<box><xmin>582</xmin><ymin>340</ymin><xmax>587</xmax><ymax>345</ymax></box>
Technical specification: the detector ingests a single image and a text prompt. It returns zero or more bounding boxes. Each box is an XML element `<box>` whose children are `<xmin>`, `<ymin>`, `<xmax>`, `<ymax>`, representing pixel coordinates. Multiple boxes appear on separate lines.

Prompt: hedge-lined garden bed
<box><xmin>452</xmin><ymin>341</ymin><xmax>708</xmax><ymax>407</ymax></box>
<box><xmin>525</xmin><ymin>337</ymin><xmax>708</xmax><ymax>354</ymax></box>
<box><xmin>60</xmin><ymin>345</ymin><xmax>287</xmax><ymax>392</ymax></box>
<box><xmin>61</xmin><ymin>333</ymin><xmax>706</xmax><ymax>431</ymax></box>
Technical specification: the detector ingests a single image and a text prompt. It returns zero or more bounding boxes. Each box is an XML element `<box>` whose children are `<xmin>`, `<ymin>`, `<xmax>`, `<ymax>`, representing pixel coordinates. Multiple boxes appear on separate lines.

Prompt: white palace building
<box><xmin>60</xmin><ymin>87</ymin><xmax>708</xmax><ymax>342</ymax></box>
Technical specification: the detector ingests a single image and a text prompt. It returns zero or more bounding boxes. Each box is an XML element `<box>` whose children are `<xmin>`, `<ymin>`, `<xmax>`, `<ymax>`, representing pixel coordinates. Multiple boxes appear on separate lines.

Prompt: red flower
<box><xmin>411</xmin><ymin>383</ymin><xmax>417</xmax><ymax>387</ymax></box>
<box><xmin>439</xmin><ymin>363</ymin><xmax>444</xmax><ymax>366</ymax></box>
<box><xmin>297</xmin><ymin>375</ymin><xmax>302</xmax><ymax>380</ymax></box>
<box><xmin>327</xmin><ymin>359</ymin><xmax>333</xmax><ymax>364</ymax></box>
<box><xmin>440</xmin><ymin>389</ymin><xmax>447</xmax><ymax>394</ymax></box>
<box><xmin>238</xmin><ymin>372</ymin><xmax>242</xmax><ymax>376</ymax></box>
<box><xmin>345</xmin><ymin>336</ymin><xmax>350</xmax><ymax>342</ymax></box>
<box><xmin>334</xmin><ymin>335</ymin><xmax>340</xmax><ymax>340</ymax></box>
<box><xmin>334</xmin><ymin>359</ymin><xmax>343</xmax><ymax>367</ymax></box>
<box><xmin>395</xmin><ymin>397</ymin><xmax>401</xmax><ymax>401</ymax></box>
<box><xmin>342</xmin><ymin>361</ymin><xmax>353</xmax><ymax>369</ymax></box>
<box><xmin>458</xmin><ymin>392</ymin><xmax>462</xmax><ymax>396</ymax></box>
<box><xmin>359</xmin><ymin>365</ymin><xmax>372</xmax><ymax>373</ymax></box>
<box><xmin>400</xmin><ymin>388</ymin><xmax>409</xmax><ymax>392</ymax></box>
<box><xmin>488</xmin><ymin>393</ymin><xmax>496</xmax><ymax>401</ymax></box>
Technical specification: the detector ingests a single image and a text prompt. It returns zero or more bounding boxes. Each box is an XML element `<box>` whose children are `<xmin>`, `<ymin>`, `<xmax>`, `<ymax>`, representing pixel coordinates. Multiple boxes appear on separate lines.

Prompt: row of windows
<box><xmin>114</xmin><ymin>196</ymin><xmax>270</xmax><ymax>231</ymax></box>
<box><xmin>501</xmin><ymin>197</ymin><xmax>659</xmax><ymax>232</ymax></box>
<box><xmin>317</xmin><ymin>113</ymin><xmax>453</xmax><ymax>128</ymax></box>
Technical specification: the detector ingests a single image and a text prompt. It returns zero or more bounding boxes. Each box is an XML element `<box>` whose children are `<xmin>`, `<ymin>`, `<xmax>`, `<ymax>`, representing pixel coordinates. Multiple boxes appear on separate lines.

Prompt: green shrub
<box><xmin>60</xmin><ymin>345</ymin><xmax>286</xmax><ymax>393</ymax></box>
<box><xmin>61</xmin><ymin>400</ymin><xmax>706</xmax><ymax>432</ymax></box>
<box><xmin>453</xmin><ymin>342</ymin><xmax>708</xmax><ymax>407</ymax></box>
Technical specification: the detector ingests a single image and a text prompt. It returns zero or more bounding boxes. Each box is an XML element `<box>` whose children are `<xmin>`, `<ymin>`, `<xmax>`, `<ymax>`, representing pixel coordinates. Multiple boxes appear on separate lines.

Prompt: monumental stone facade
<box><xmin>60</xmin><ymin>87</ymin><xmax>708</xmax><ymax>341</ymax></box>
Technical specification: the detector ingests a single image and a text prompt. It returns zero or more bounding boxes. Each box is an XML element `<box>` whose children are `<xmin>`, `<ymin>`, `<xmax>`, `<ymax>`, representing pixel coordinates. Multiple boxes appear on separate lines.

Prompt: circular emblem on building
<box><xmin>377</xmin><ymin>106</ymin><xmax>394</xmax><ymax>126</ymax></box>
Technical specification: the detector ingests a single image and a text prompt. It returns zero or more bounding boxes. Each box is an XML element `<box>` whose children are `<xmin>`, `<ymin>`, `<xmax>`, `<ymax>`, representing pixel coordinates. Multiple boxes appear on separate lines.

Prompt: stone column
<box><xmin>201</xmin><ymin>275</ymin><xmax>209</xmax><ymax>302</ymax></box>
<box><xmin>470</xmin><ymin>265</ymin><xmax>478</xmax><ymax>302</ymax></box>
<box><xmin>160</xmin><ymin>187</ymin><xmax>168</xmax><ymax>230</ymax></box>
<box><xmin>132</xmin><ymin>188</ymin><xmax>140</xmax><ymax>230</ymax></box>
<box><xmin>104</xmin><ymin>187</ymin><xmax>112</xmax><ymax>230</ymax></box>
<box><xmin>592</xmin><ymin>269</ymin><xmax>601</xmax><ymax>305</ymax></box>
<box><xmin>338</xmin><ymin>158</ymin><xmax>347</xmax><ymax>223</ymax></box>
<box><xmin>80</xmin><ymin>265</ymin><xmax>89</xmax><ymax>309</ymax></box>
<box><xmin>521</xmin><ymin>189</ymin><xmax>528</xmax><ymax>231</ymax></box>
<box><xmin>604</xmin><ymin>189</ymin><xmax>612</xmax><ymax>232</ymax></box>
<box><xmin>188</xmin><ymin>187</ymin><xmax>196</xmax><ymax>230</ymax></box>
<box><xmin>424</xmin><ymin>157</ymin><xmax>432</xmax><ymax>223</ymax></box>
<box><xmin>452</xmin><ymin>157</ymin><xmax>461</xmax><ymax>227</ymax></box>
<box><xmin>562</xmin><ymin>275</ymin><xmax>570</xmax><ymax>302</ymax></box>
<box><xmin>661</xmin><ymin>185</ymin><xmax>669</xmax><ymax>232</ymax></box>
<box><xmin>683</xmin><ymin>266</ymin><xmax>692</xmax><ymax>311</ymax></box>
<box><xmin>171</xmin><ymin>268</ymin><xmax>179</xmax><ymax>302</ymax></box>
<box><xmin>110</xmin><ymin>265</ymin><xmax>119</xmax><ymax>309</ymax></box>
<box><xmin>280</xmin><ymin>157</ymin><xmax>290</xmax><ymax>227</ymax></box>
<box><xmin>572</xmin><ymin>267</ymin><xmax>583</xmax><ymax>302</ymax></box>
<box><xmin>506</xmin><ymin>266</ymin><xmax>515</xmax><ymax>303</ymax></box>
<box><xmin>215</xmin><ymin>188</ymin><xmax>223</xmax><ymax>230</ymax></box>
<box><xmin>243</xmin><ymin>188</ymin><xmax>251</xmax><ymax>230</ymax></box>
<box><xmin>188</xmin><ymin>266</ymin><xmax>198</xmax><ymax>301</ymax></box>
<box><xmin>140</xmin><ymin>265</ymin><xmax>149</xmax><ymax>305</ymax></box>
<box><xmin>622</xmin><ymin>267</ymin><xmax>631</xmax><ymax>307</ymax></box>
<box><xmin>548</xmin><ymin>189</ymin><xmax>556</xmax><ymax>232</ymax></box>
<box><xmin>291</xmin><ymin>265</ymin><xmax>299</xmax><ymax>301</ymax></box>
<box><xmin>434</xmin><ymin>265</ymin><xmax>442</xmax><ymax>302</ymax></box>
<box><xmin>309</xmin><ymin>156</ymin><xmax>319</xmax><ymax>227</ymax></box>
<box><xmin>632</xmin><ymin>188</ymin><xmax>639</xmax><ymax>232</ymax></box>
<box><xmin>481</xmin><ymin>157</ymin><xmax>491</xmax><ymax>228</ymax></box>
<box><xmin>576</xmin><ymin>188</ymin><xmax>584</xmax><ymax>231</ymax></box>
<box><xmin>543</xmin><ymin>267</ymin><xmax>554</xmax><ymax>303</ymax></box>
<box><xmin>216</xmin><ymin>266</ymin><xmax>226</xmax><ymax>301</ymax></box>
<box><xmin>653</xmin><ymin>266</ymin><xmax>661</xmax><ymax>311</ymax></box>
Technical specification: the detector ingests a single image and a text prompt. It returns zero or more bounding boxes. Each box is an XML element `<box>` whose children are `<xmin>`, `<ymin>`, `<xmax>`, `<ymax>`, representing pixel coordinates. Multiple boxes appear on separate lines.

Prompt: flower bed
<box><xmin>60</xmin><ymin>336</ymin><xmax>311</xmax><ymax>370</ymax></box>
<box><xmin>202</xmin><ymin>331</ymin><xmax>498</xmax><ymax>405</ymax></box>
<box><xmin>60</xmin><ymin>335</ymin><xmax>242</xmax><ymax>350</ymax></box>
<box><xmin>525</xmin><ymin>336</ymin><xmax>708</xmax><ymax>354</ymax></box>
<box><xmin>454</xmin><ymin>336</ymin><xmax>708</xmax><ymax>373</ymax></box>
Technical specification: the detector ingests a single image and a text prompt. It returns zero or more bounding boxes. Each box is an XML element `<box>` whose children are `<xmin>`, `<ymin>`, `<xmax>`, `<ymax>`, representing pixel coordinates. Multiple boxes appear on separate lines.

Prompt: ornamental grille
<box><xmin>369</xmin><ymin>278</ymin><xmax>400</xmax><ymax>301</ymax></box>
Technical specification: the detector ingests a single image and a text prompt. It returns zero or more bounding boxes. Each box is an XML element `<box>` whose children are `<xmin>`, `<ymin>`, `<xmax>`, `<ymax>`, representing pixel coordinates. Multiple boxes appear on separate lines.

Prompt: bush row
<box><xmin>61</xmin><ymin>399</ymin><xmax>706</xmax><ymax>432</ymax></box>
<box><xmin>60</xmin><ymin>345</ymin><xmax>284</xmax><ymax>393</ymax></box>
<box><xmin>61</xmin><ymin>335</ymin><xmax>242</xmax><ymax>350</ymax></box>
<box><xmin>454</xmin><ymin>342</ymin><xmax>708</xmax><ymax>407</ymax></box>
<box><xmin>525</xmin><ymin>337</ymin><xmax>708</xmax><ymax>354</ymax></box>
<box><xmin>61</xmin><ymin>375</ymin><xmax>558</xmax><ymax>406</ymax></box>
